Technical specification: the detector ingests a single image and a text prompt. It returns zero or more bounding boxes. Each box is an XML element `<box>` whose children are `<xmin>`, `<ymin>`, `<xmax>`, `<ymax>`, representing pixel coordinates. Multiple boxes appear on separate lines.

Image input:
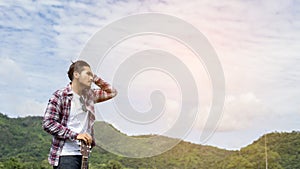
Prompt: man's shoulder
<box><xmin>53</xmin><ymin>84</ymin><xmax>72</xmax><ymax>97</ymax></box>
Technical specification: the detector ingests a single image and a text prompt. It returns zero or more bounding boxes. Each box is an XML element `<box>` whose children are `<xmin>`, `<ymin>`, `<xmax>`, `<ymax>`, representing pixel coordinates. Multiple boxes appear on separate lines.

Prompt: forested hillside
<box><xmin>0</xmin><ymin>113</ymin><xmax>299</xmax><ymax>169</ymax></box>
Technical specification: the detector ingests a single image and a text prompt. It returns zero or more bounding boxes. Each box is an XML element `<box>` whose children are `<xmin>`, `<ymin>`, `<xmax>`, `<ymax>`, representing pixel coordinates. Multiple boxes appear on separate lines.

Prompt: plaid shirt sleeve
<box><xmin>42</xmin><ymin>91</ymin><xmax>78</xmax><ymax>141</ymax></box>
<box><xmin>93</xmin><ymin>75</ymin><xmax>118</xmax><ymax>103</ymax></box>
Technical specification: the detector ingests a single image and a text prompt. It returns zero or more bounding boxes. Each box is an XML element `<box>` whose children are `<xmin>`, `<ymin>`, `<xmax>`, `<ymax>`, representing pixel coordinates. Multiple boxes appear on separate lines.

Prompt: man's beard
<box><xmin>80</xmin><ymin>81</ymin><xmax>92</xmax><ymax>90</ymax></box>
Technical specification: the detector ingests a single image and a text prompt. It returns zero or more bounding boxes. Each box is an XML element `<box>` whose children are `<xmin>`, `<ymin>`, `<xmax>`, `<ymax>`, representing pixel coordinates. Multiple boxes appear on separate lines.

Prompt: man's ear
<box><xmin>73</xmin><ymin>71</ymin><xmax>80</xmax><ymax>79</ymax></box>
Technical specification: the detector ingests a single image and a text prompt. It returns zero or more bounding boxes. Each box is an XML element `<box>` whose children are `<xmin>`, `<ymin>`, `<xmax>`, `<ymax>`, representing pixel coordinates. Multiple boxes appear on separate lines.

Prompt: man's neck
<box><xmin>71</xmin><ymin>81</ymin><xmax>84</xmax><ymax>96</ymax></box>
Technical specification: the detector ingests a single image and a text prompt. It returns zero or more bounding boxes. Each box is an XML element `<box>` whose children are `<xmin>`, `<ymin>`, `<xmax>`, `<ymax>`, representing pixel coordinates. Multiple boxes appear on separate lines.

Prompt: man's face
<box><xmin>77</xmin><ymin>66</ymin><xmax>93</xmax><ymax>88</ymax></box>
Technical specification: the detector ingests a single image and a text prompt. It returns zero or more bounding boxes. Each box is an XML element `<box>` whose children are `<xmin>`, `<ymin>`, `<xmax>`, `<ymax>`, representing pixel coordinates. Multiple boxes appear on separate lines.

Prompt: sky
<box><xmin>1</xmin><ymin>0</ymin><xmax>300</xmax><ymax>151</ymax></box>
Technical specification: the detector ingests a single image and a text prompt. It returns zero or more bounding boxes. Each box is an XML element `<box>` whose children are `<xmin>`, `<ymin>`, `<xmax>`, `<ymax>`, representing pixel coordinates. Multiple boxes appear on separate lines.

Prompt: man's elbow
<box><xmin>42</xmin><ymin>120</ymin><xmax>48</xmax><ymax>132</ymax></box>
<box><xmin>42</xmin><ymin>118</ymin><xmax>52</xmax><ymax>133</ymax></box>
<box><xmin>112</xmin><ymin>89</ymin><xmax>118</xmax><ymax>97</ymax></box>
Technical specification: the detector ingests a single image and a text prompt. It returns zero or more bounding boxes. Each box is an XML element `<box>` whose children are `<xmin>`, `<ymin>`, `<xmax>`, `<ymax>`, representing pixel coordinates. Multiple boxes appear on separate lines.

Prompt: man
<box><xmin>43</xmin><ymin>60</ymin><xmax>117</xmax><ymax>169</ymax></box>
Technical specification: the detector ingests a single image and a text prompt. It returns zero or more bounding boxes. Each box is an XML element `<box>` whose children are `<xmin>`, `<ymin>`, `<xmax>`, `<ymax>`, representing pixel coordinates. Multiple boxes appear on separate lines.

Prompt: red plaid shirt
<box><xmin>42</xmin><ymin>75</ymin><xmax>117</xmax><ymax>166</ymax></box>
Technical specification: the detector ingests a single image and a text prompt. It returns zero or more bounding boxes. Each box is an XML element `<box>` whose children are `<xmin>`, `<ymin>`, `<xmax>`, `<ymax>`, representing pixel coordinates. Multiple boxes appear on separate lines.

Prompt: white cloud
<box><xmin>191</xmin><ymin>92</ymin><xmax>273</xmax><ymax>133</ymax></box>
<box><xmin>15</xmin><ymin>99</ymin><xmax>47</xmax><ymax>117</ymax></box>
<box><xmin>218</xmin><ymin>93</ymin><xmax>272</xmax><ymax>131</ymax></box>
<box><xmin>164</xmin><ymin>99</ymin><xmax>181</xmax><ymax>129</ymax></box>
<box><xmin>0</xmin><ymin>57</ymin><xmax>27</xmax><ymax>86</ymax></box>
<box><xmin>0</xmin><ymin>92</ymin><xmax>47</xmax><ymax>117</ymax></box>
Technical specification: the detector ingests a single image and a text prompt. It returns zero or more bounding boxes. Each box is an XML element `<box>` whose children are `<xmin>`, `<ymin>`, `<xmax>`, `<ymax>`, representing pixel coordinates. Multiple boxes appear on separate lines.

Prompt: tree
<box><xmin>241</xmin><ymin>144</ymin><xmax>283</xmax><ymax>169</ymax></box>
<box><xmin>218</xmin><ymin>154</ymin><xmax>253</xmax><ymax>169</ymax></box>
<box><xmin>0</xmin><ymin>157</ymin><xmax>23</xmax><ymax>169</ymax></box>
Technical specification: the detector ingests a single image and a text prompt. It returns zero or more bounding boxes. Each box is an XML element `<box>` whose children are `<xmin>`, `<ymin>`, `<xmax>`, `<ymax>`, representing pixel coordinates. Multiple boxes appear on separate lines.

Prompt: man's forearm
<box><xmin>42</xmin><ymin>95</ymin><xmax>78</xmax><ymax>140</ymax></box>
<box><xmin>93</xmin><ymin>75</ymin><xmax>118</xmax><ymax>102</ymax></box>
<box><xmin>43</xmin><ymin>117</ymin><xmax>78</xmax><ymax>140</ymax></box>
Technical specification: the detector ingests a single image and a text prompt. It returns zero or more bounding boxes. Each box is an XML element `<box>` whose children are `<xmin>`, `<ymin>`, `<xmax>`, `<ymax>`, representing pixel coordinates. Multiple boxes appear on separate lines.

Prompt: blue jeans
<box><xmin>53</xmin><ymin>155</ymin><xmax>83</xmax><ymax>169</ymax></box>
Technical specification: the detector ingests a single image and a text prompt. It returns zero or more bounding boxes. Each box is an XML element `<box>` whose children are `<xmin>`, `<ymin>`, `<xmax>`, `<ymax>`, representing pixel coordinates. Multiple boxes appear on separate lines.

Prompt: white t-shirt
<box><xmin>61</xmin><ymin>92</ymin><xmax>90</xmax><ymax>156</ymax></box>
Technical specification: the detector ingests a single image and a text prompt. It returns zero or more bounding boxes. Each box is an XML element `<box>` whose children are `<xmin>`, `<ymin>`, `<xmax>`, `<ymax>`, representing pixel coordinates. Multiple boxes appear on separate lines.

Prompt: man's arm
<box><xmin>92</xmin><ymin>75</ymin><xmax>118</xmax><ymax>103</ymax></box>
<box><xmin>42</xmin><ymin>92</ymin><xmax>79</xmax><ymax>141</ymax></box>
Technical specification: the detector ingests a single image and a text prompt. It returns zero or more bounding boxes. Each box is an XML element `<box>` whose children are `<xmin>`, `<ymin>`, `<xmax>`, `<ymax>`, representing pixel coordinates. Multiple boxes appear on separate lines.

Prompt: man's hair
<box><xmin>67</xmin><ymin>60</ymin><xmax>90</xmax><ymax>81</ymax></box>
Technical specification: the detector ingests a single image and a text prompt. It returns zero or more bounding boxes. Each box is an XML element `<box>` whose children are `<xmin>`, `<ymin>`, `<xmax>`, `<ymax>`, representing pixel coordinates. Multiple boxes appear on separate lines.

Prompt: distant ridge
<box><xmin>0</xmin><ymin>113</ymin><xmax>299</xmax><ymax>168</ymax></box>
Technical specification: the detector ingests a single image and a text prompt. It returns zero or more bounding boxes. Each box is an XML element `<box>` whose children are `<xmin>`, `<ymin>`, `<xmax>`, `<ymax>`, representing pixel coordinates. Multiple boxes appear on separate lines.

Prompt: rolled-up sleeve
<box><xmin>93</xmin><ymin>75</ymin><xmax>118</xmax><ymax>103</ymax></box>
<box><xmin>42</xmin><ymin>92</ymin><xmax>78</xmax><ymax>140</ymax></box>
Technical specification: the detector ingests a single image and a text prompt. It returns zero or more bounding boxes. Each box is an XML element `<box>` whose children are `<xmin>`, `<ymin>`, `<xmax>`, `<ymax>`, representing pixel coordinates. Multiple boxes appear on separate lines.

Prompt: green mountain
<box><xmin>0</xmin><ymin>113</ymin><xmax>299</xmax><ymax>169</ymax></box>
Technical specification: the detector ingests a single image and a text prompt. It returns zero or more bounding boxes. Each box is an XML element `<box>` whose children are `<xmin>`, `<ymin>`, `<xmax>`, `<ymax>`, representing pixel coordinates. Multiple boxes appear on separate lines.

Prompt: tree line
<box><xmin>0</xmin><ymin>113</ymin><xmax>299</xmax><ymax>169</ymax></box>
